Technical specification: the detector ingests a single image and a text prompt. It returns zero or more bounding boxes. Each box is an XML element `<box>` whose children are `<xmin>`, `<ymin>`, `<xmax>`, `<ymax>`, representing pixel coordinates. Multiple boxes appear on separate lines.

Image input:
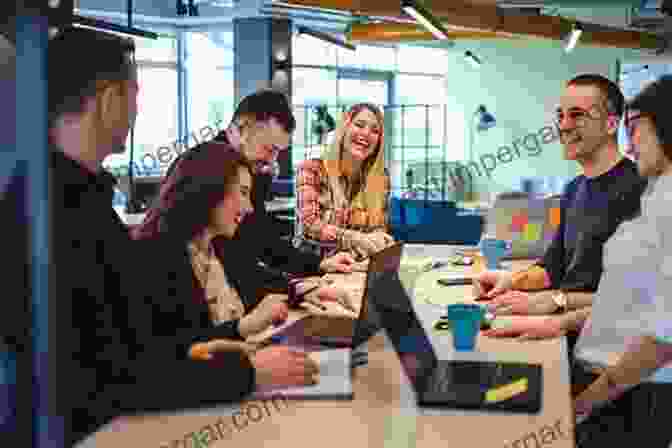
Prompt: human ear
<box><xmin>96</xmin><ymin>83</ymin><xmax>122</xmax><ymax>134</ymax></box>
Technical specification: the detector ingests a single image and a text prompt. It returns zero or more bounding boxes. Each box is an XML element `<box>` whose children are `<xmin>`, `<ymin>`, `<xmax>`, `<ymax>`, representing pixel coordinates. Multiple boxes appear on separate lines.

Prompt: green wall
<box><xmin>444</xmin><ymin>38</ymin><xmax>641</xmax><ymax>200</ymax></box>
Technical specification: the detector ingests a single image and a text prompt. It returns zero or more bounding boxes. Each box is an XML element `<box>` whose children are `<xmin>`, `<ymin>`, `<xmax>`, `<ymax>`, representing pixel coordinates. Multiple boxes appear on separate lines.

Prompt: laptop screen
<box><xmin>365</xmin><ymin>258</ymin><xmax>438</xmax><ymax>388</ymax></box>
<box><xmin>488</xmin><ymin>195</ymin><xmax>561</xmax><ymax>259</ymax></box>
<box><xmin>352</xmin><ymin>243</ymin><xmax>404</xmax><ymax>348</ymax></box>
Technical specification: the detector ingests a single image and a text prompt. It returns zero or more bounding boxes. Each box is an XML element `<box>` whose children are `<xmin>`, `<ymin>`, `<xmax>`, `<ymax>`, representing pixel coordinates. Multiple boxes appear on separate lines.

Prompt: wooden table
<box><xmin>80</xmin><ymin>245</ymin><xmax>575</xmax><ymax>448</ymax></box>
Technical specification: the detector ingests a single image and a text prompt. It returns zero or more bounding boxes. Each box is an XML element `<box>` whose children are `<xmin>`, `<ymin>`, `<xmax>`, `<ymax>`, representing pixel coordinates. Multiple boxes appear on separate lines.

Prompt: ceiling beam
<box><xmin>348</xmin><ymin>22</ymin><xmax>521</xmax><ymax>41</ymax></box>
<box><xmin>283</xmin><ymin>0</ymin><xmax>663</xmax><ymax>49</ymax></box>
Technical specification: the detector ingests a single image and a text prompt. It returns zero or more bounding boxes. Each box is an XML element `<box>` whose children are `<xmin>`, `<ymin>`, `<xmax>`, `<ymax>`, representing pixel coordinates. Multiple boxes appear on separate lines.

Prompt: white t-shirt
<box><xmin>574</xmin><ymin>172</ymin><xmax>672</xmax><ymax>380</ymax></box>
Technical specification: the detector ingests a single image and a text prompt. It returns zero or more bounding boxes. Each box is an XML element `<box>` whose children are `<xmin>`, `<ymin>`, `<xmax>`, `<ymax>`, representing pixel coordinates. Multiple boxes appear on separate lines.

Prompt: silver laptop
<box><xmin>486</xmin><ymin>193</ymin><xmax>561</xmax><ymax>260</ymax></box>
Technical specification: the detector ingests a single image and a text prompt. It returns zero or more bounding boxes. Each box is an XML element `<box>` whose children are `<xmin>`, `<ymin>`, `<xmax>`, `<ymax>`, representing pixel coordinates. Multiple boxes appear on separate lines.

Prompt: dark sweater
<box><xmin>538</xmin><ymin>157</ymin><xmax>647</xmax><ymax>292</ymax></box>
<box><xmin>1</xmin><ymin>150</ymin><xmax>255</xmax><ymax>447</ymax></box>
<box><xmin>213</xmin><ymin>132</ymin><xmax>322</xmax><ymax>280</ymax></box>
<box><xmin>168</xmin><ymin>132</ymin><xmax>323</xmax><ymax>294</ymax></box>
<box><xmin>139</xmin><ymin>233</ymin><xmax>266</xmax><ymax>349</ymax></box>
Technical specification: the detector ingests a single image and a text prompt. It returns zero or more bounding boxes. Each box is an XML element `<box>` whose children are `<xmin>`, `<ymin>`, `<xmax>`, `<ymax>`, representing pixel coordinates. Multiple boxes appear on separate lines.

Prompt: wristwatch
<box><xmin>551</xmin><ymin>291</ymin><xmax>569</xmax><ymax>314</ymax></box>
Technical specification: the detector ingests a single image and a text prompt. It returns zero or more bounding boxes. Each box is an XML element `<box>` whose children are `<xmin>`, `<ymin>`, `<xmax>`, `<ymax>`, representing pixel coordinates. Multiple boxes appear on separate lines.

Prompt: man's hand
<box><xmin>320</xmin><ymin>252</ymin><xmax>355</xmax><ymax>273</ymax></box>
<box><xmin>345</xmin><ymin>230</ymin><xmax>390</xmax><ymax>256</ymax></box>
<box><xmin>269</xmin><ymin>302</ymin><xmax>289</xmax><ymax>326</ymax></box>
<box><xmin>472</xmin><ymin>270</ymin><xmax>514</xmax><ymax>299</ymax></box>
<box><xmin>251</xmin><ymin>346</ymin><xmax>320</xmax><ymax>387</ymax></box>
<box><xmin>482</xmin><ymin>316</ymin><xmax>566</xmax><ymax>340</ymax></box>
<box><xmin>317</xmin><ymin>285</ymin><xmax>357</xmax><ymax>313</ymax></box>
<box><xmin>368</xmin><ymin>232</ymin><xmax>395</xmax><ymax>250</ymax></box>
<box><xmin>487</xmin><ymin>290</ymin><xmax>558</xmax><ymax>316</ymax></box>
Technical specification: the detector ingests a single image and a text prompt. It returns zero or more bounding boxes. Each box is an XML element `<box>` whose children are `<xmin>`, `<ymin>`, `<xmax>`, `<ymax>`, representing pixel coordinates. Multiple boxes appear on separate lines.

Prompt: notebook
<box><xmin>250</xmin><ymin>348</ymin><xmax>353</xmax><ymax>400</ymax></box>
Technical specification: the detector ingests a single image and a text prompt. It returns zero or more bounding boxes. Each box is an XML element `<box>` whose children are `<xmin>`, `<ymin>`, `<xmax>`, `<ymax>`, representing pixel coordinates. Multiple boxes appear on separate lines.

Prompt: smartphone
<box><xmin>437</xmin><ymin>277</ymin><xmax>473</xmax><ymax>287</ymax></box>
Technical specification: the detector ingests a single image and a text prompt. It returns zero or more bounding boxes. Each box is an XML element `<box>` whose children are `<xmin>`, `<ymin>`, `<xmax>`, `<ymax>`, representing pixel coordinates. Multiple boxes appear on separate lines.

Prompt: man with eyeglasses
<box><xmin>473</xmin><ymin>74</ymin><xmax>647</xmax><ymax>336</ymax></box>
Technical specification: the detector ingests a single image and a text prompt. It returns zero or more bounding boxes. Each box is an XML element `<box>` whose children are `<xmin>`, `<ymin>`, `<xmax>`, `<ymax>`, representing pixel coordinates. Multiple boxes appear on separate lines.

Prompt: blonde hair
<box><xmin>320</xmin><ymin>103</ymin><xmax>387</xmax><ymax>227</ymax></box>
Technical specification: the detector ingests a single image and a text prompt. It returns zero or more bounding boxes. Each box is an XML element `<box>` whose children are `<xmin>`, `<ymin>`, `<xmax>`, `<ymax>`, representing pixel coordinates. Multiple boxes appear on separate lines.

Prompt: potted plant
<box><xmin>311</xmin><ymin>105</ymin><xmax>336</xmax><ymax>145</ymax></box>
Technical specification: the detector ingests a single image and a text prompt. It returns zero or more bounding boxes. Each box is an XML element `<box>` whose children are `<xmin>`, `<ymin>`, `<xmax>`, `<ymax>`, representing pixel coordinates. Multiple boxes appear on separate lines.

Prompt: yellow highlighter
<box><xmin>485</xmin><ymin>377</ymin><xmax>529</xmax><ymax>403</ymax></box>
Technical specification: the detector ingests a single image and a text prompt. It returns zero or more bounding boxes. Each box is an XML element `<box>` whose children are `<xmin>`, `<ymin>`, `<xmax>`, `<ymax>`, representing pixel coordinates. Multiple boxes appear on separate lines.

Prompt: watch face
<box><xmin>553</xmin><ymin>293</ymin><xmax>567</xmax><ymax>308</ymax></box>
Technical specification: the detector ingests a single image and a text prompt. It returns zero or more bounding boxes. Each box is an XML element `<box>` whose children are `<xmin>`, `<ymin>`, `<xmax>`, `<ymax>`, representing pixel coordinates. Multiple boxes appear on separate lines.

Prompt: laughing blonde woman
<box><xmin>294</xmin><ymin>102</ymin><xmax>394</xmax><ymax>261</ymax></box>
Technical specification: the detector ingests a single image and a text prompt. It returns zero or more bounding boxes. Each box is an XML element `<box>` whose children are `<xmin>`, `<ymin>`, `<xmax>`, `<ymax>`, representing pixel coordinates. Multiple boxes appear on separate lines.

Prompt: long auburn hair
<box><xmin>131</xmin><ymin>142</ymin><xmax>254</xmax><ymax>243</ymax></box>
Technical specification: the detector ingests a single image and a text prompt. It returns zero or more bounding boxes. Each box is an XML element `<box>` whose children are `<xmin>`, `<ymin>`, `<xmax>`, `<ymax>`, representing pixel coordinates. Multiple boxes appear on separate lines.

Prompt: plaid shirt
<box><xmin>294</xmin><ymin>158</ymin><xmax>390</xmax><ymax>258</ymax></box>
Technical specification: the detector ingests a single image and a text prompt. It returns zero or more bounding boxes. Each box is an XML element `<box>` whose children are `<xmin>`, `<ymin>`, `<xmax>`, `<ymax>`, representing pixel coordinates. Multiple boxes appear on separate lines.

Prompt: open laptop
<box><xmin>367</xmin><ymin>262</ymin><xmax>543</xmax><ymax>413</ymax></box>
<box><xmin>487</xmin><ymin>193</ymin><xmax>561</xmax><ymax>260</ymax></box>
<box><xmin>258</xmin><ymin>242</ymin><xmax>404</xmax><ymax>349</ymax></box>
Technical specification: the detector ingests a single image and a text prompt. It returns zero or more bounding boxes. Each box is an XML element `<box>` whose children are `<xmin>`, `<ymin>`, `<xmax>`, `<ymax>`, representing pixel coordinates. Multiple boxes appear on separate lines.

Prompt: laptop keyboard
<box><xmin>425</xmin><ymin>365</ymin><xmax>486</xmax><ymax>398</ymax></box>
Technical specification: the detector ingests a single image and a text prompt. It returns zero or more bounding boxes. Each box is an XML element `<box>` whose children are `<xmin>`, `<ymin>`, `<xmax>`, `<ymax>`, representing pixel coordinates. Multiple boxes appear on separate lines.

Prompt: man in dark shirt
<box><xmin>1</xmin><ymin>28</ymin><xmax>317</xmax><ymax>447</ymax></box>
<box><xmin>163</xmin><ymin>90</ymin><xmax>357</xmax><ymax>298</ymax></box>
<box><xmin>473</xmin><ymin>74</ymin><xmax>647</xmax><ymax>326</ymax></box>
<box><xmin>215</xmin><ymin>91</ymin><xmax>355</xmax><ymax>277</ymax></box>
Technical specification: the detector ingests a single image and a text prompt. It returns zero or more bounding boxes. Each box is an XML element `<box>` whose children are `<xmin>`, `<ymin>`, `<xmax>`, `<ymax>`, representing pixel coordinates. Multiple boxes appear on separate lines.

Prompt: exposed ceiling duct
<box><xmin>630</xmin><ymin>0</ymin><xmax>672</xmax><ymax>32</ymax></box>
<box><xmin>281</xmin><ymin>0</ymin><xmax>664</xmax><ymax>50</ymax></box>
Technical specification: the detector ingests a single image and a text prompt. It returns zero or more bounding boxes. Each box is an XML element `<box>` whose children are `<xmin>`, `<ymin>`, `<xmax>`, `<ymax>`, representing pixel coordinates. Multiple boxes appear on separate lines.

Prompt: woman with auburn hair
<box><xmin>132</xmin><ymin>144</ymin><xmax>319</xmax><ymax>390</ymax></box>
<box><xmin>294</xmin><ymin>102</ymin><xmax>394</xmax><ymax>260</ymax></box>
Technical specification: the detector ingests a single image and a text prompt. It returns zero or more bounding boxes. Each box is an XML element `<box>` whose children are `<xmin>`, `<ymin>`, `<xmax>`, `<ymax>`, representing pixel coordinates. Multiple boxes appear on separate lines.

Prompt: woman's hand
<box><xmin>320</xmin><ymin>252</ymin><xmax>355</xmax><ymax>273</ymax></box>
<box><xmin>239</xmin><ymin>302</ymin><xmax>289</xmax><ymax>336</ymax></box>
<box><xmin>269</xmin><ymin>302</ymin><xmax>289</xmax><ymax>326</ymax></box>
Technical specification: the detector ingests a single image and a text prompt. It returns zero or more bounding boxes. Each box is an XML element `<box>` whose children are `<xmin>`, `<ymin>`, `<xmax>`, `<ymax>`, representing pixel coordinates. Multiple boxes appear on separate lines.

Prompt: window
<box><xmin>135</xmin><ymin>33</ymin><xmax>178</xmax><ymax>63</ymax></box>
<box><xmin>103</xmin><ymin>32</ymin><xmax>179</xmax><ymax>177</ymax></box>
<box><xmin>390</xmin><ymin>73</ymin><xmax>448</xmax><ymax>198</ymax></box>
<box><xmin>292</xmin><ymin>67</ymin><xmax>338</xmax><ymax>167</ymax></box>
<box><xmin>290</xmin><ymin>35</ymin><xmax>453</xmax><ymax>193</ymax></box>
<box><xmin>186</xmin><ymin>30</ymin><xmax>235</xmax><ymax>139</ymax></box>
<box><xmin>337</xmin><ymin>76</ymin><xmax>389</xmax><ymax>107</ymax></box>
<box><xmin>293</xmin><ymin>33</ymin><xmax>338</xmax><ymax>66</ymax></box>
<box><xmin>393</xmin><ymin>74</ymin><xmax>445</xmax><ymax>151</ymax></box>
<box><xmin>397</xmin><ymin>45</ymin><xmax>447</xmax><ymax>74</ymax></box>
<box><xmin>337</xmin><ymin>44</ymin><xmax>396</xmax><ymax>71</ymax></box>
<box><xmin>293</xmin><ymin>67</ymin><xmax>338</xmax><ymax>106</ymax></box>
<box><xmin>132</xmin><ymin>67</ymin><xmax>179</xmax><ymax>172</ymax></box>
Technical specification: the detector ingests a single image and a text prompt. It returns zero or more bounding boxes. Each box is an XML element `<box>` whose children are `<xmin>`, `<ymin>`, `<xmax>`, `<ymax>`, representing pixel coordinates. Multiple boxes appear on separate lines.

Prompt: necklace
<box><xmin>188</xmin><ymin>240</ymin><xmax>244</xmax><ymax>325</ymax></box>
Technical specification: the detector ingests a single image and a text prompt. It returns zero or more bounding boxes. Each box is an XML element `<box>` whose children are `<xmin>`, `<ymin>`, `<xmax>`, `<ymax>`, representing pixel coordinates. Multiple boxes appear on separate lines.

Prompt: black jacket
<box><xmin>139</xmin><ymin>233</ymin><xmax>267</xmax><ymax>349</ymax></box>
<box><xmin>1</xmin><ymin>150</ymin><xmax>255</xmax><ymax>447</ymax></box>
<box><xmin>206</xmin><ymin>132</ymin><xmax>323</xmax><ymax>289</ymax></box>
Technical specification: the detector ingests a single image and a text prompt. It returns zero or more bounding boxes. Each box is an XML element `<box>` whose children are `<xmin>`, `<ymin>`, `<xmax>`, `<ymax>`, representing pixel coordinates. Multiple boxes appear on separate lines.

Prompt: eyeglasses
<box><xmin>553</xmin><ymin>105</ymin><xmax>614</xmax><ymax>130</ymax></box>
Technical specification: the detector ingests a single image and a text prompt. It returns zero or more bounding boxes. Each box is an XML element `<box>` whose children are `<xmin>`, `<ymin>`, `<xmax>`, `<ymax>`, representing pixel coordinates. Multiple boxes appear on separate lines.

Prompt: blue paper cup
<box><xmin>446</xmin><ymin>304</ymin><xmax>485</xmax><ymax>351</ymax></box>
<box><xmin>480</xmin><ymin>238</ymin><xmax>508</xmax><ymax>270</ymax></box>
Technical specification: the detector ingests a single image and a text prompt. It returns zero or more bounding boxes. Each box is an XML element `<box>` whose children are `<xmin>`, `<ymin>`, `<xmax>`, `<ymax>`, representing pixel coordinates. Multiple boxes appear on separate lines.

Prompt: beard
<box><xmin>560</xmin><ymin>129</ymin><xmax>598</xmax><ymax>162</ymax></box>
